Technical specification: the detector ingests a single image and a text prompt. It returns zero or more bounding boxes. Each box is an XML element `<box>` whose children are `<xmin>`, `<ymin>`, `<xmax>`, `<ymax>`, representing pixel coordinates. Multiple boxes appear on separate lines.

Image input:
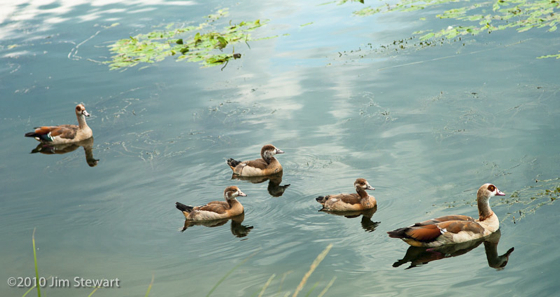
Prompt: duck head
<box><xmin>354</xmin><ymin>178</ymin><xmax>375</xmax><ymax>191</ymax></box>
<box><xmin>224</xmin><ymin>186</ymin><xmax>247</xmax><ymax>200</ymax></box>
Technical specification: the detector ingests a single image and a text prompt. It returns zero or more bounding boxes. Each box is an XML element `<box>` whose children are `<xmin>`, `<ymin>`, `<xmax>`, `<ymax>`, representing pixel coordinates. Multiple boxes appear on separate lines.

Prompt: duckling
<box><xmin>176</xmin><ymin>186</ymin><xmax>246</xmax><ymax>221</ymax></box>
<box><xmin>227</xmin><ymin>144</ymin><xmax>284</xmax><ymax>176</ymax></box>
<box><xmin>25</xmin><ymin>104</ymin><xmax>92</xmax><ymax>144</ymax></box>
<box><xmin>316</xmin><ymin>178</ymin><xmax>376</xmax><ymax>211</ymax></box>
<box><xmin>387</xmin><ymin>183</ymin><xmax>505</xmax><ymax>247</ymax></box>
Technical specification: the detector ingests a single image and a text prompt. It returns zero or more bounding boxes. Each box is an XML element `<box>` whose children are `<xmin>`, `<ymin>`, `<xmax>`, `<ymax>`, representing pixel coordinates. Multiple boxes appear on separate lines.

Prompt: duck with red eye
<box><xmin>316</xmin><ymin>178</ymin><xmax>377</xmax><ymax>211</ymax></box>
<box><xmin>388</xmin><ymin>183</ymin><xmax>505</xmax><ymax>247</ymax></box>
<box><xmin>25</xmin><ymin>104</ymin><xmax>92</xmax><ymax>144</ymax></box>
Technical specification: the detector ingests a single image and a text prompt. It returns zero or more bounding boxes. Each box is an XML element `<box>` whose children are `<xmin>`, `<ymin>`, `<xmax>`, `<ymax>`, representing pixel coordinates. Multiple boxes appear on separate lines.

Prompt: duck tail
<box><xmin>315</xmin><ymin>196</ymin><xmax>327</xmax><ymax>204</ymax></box>
<box><xmin>387</xmin><ymin>227</ymin><xmax>409</xmax><ymax>239</ymax></box>
<box><xmin>227</xmin><ymin>158</ymin><xmax>241</xmax><ymax>170</ymax></box>
<box><xmin>176</xmin><ymin>202</ymin><xmax>193</xmax><ymax>213</ymax></box>
<box><xmin>25</xmin><ymin>129</ymin><xmax>53</xmax><ymax>142</ymax></box>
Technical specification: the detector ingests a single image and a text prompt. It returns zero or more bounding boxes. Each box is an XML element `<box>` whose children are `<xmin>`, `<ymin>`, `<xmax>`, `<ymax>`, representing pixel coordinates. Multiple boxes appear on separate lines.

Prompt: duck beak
<box><xmin>275</xmin><ymin>149</ymin><xmax>284</xmax><ymax>154</ymax></box>
<box><xmin>366</xmin><ymin>185</ymin><xmax>375</xmax><ymax>190</ymax></box>
<box><xmin>496</xmin><ymin>190</ymin><xmax>505</xmax><ymax>196</ymax></box>
<box><xmin>237</xmin><ymin>191</ymin><xmax>247</xmax><ymax>197</ymax></box>
<box><xmin>83</xmin><ymin>110</ymin><xmax>91</xmax><ymax>117</ymax></box>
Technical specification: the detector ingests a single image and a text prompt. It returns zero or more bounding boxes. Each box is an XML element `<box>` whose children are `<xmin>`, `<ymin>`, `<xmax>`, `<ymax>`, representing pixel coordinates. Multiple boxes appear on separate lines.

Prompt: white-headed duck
<box><xmin>227</xmin><ymin>144</ymin><xmax>284</xmax><ymax>176</ymax></box>
<box><xmin>387</xmin><ymin>183</ymin><xmax>505</xmax><ymax>247</ymax></box>
<box><xmin>176</xmin><ymin>186</ymin><xmax>247</xmax><ymax>221</ymax></box>
<box><xmin>316</xmin><ymin>178</ymin><xmax>376</xmax><ymax>211</ymax></box>
<box><xmin>25</xmin><ymin>104</ymin><xmax>92</xmax><ymax>144</ymax></box>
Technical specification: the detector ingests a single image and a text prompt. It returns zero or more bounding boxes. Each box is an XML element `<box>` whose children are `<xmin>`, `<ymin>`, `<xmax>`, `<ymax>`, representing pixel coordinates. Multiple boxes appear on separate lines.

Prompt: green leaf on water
<box><xmin>420</xmin><ymin>32</ymin><xmax>435</xmax><ymax>40</ymax></box>
<box><xmin>107</xmin><ymin>9</ymin><xmax>275</xmax><ymax>69</ymax></box>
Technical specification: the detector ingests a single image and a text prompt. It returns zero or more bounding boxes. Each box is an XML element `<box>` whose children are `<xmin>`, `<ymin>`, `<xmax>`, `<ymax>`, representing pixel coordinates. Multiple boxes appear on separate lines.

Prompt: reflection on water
<box><xmin>180</xmin><ymin>213</ymin><xmax>253</xmax><ymax>238</ymax></box>
<box><xmin>29</xmin><ymin>137</ymin><xmax>99</xmax><ymax>167</ymax></box>
<box><xmin>319</xmin><ymin>206</ymin><xmax>380</xmax><ymax>232</ymax></box>
<box><xmin>231</xmin><ymin>172</ymin><xmax>290</xmax><ymax>197</ymax></box>
<box><xmin>392</xmin><ymin>230</ymin><xmax>514</xmax><ymax>270</ymax></box>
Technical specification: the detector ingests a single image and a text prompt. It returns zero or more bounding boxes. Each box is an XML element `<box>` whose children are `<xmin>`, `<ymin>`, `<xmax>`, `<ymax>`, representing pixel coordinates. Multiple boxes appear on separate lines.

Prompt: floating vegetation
<box><xmin>320</xmin><ymin>0</ymin><xmax>364</xmax><ymax>5</ymax></box>
<box><xmin>107</xmin><ymin>9</ymin><xmax>270</xmax><ymax>70</ymax></box>
<box><xmin>349</xmin><ymin>0</ymin><xmax>559</xmax><ymax>58</ymax></box>
<box><xmin>443</xmin><ymin>177</ymin><xmax>560</xmax><ymax>223</ymax></box>
<box><xmin>502</xmin><ymin>178</ymin><xmax>560</xmax><ymax>223</ymax></box>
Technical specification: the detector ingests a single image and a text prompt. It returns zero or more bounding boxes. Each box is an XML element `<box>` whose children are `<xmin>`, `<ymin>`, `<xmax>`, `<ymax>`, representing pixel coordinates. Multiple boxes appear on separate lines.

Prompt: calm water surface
<box><xmin>1</xmin><ymin>0</ymin><xmax>559</xmax><ymax>296</ymax></box>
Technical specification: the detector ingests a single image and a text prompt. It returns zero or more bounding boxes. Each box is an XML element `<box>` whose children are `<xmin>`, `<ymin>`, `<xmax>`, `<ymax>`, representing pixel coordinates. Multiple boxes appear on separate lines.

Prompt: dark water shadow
<box><xmin>180</xmin><ymin>213</ymin><xmax>253</xmax><ymax>238</ymax></box>
<box><xmin>231</xmin><ymin>172</ymin><xmax>290</xmax><ymax>197</ymax></box>
<box><xmin>319</xmin><ymin>205</ymin><xmax>380</xmax><ymax>232</ymax></box>
<box><xmin>29</xmin><ymin>137</ymin><xmax>99</xmax><ymax>167</ymax></box>
<box><xmin>392</xmin><ymin>229</ymin><xmax>514</xmax><ymax>270</ymax></box>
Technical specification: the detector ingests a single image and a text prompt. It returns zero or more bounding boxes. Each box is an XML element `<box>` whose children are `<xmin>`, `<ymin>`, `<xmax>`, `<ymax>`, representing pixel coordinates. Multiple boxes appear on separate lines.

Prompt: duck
<box><xmin>227</xmin><ymin>144</ymin><xmax>284</xmax><ymax>176</ymax></box>
<box><xmin>176</xmin><ymin>186</ymin><xmax>247</xmax><ymax>221</ymax></box>
<box><xmin>25</xmin><ymin>104</ymin><xmax>93</xmax><ymax>145</ymax></box>
<box><xmin>316</xmin><ymin>178</ymin><xmax>376</xmax><ymax>211</ymax></box>
<box><xmin>387</xmin><ymin>183</ymin><xmax>505</xmax><ymax>247</ymax></box>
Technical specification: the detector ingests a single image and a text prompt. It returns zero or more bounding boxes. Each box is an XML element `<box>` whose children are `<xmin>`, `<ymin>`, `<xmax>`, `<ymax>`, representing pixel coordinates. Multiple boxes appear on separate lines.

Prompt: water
<box><xmin>1</xmin><ymin>0</ymin><xmax>559</xmax><ymax>296</ymax></box>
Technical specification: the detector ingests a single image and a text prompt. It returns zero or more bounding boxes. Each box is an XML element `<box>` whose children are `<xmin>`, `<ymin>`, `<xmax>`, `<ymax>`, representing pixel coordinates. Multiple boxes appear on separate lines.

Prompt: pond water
<box><xmin>1</xmin><ymin>0</ymin><xmax>559</xmax><ymax>296</ymax></box>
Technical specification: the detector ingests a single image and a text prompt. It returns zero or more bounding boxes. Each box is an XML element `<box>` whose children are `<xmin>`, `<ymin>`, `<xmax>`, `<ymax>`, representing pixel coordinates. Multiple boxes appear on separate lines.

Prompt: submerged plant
<box><xmin>107</xmin><ymin>9</ymin><xmax>269</xmax><ymax>70</ymax></box>
<box><xmin>348</xmin><ymin>0</ymin><xmax>559</xmax><ymax>58</ymax></box>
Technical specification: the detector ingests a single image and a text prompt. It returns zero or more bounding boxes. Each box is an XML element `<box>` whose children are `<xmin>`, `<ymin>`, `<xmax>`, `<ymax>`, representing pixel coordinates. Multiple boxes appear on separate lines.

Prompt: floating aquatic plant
<box><xmin>349</xmin><ymin>0</ymin><xmax>559</xmax><ymax>58</ymax></box>
<box><xmin>107</xmin><ymin>9</ymin><xmax>270</xmax><ymax>70</ymax></box>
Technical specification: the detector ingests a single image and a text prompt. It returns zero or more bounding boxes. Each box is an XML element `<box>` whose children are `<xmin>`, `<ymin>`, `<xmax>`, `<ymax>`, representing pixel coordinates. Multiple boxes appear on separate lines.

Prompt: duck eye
<box><xmin>488</xmin><ymin>185</ymin><xmax>495</xmax><ymax>192</ymax></box>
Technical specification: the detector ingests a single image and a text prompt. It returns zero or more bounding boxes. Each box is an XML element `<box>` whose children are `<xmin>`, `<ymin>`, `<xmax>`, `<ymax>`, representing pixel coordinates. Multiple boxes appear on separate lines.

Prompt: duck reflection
<box><xmin>30</xmin><ymin>137</ymin><xmax>99</xmax><ymax>167</ymax></box>
<box><xmin>319</xmin><ymin>206</ymin><xmax>380</xmax><ymax>232</ymax></box>
<box><xmin>231</xmin><ymin>172</ymin><xmax>290</xmax><ymax>197</ymax></box>
<box><xmin>392</xmin><ymin>229</ymin><xmax>514</xmax><ymax>270</ymax></box>
<box><xmin>181</xmin><ymin>213</ymin><xmax>253</xmax><ymax>238</ymax></box>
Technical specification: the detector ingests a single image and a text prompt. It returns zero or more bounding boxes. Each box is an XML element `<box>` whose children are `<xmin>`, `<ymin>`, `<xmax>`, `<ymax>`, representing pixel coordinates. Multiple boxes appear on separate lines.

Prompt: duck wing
<box><xmin>415</xmin><ymin>215</ymin><xmax>475</xmax><ymax>226</ymax></box>
<box><xmin>332</xmin><ymin>193</ymin><xmax>361</xmax><ymax>205</ymax></box>
<box><xmin>242</xmin><ymin>158</ymin><xmax>268</xmax><ymax>169</ymax></box>
<box><xmin>195</xmin><ymin>202</ymin><xmax>229</xmax><ymax>214</ymax></box>
<box><xmin>388</xmin><ymin>220</ymin><xmax>484</xmax><ymax>243</ymax></box>
<box><xmin>26</xmin><ymin>125</ymin><xmax>78</xmax><ymax>140</ymax></box>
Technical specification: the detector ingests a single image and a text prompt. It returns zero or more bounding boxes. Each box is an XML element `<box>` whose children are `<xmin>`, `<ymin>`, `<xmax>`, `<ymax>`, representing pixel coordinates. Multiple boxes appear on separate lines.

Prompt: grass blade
<box><xmin>292</xmin><ymin>244</ymin><xmax>332</xmax><ymax>297</ymax></box>
<box><xmin>206</xmin><ymin>251</ymin><xmax>259</xmax><ymax>297</ymax></box>
<box><xmin>258</xmin><ymin>274</ymin><xmax>276</xmax><ymax>297</ymax></box>
<box><xmin>32</xmin><ymin>228</ymin><xmax>41</xmax><ymax>297</ymax></box>
<box><xmin>21</xmin><ymin>285</ymin><xmax>36</xmax><ymax>297</ymax></box>
<box><xmin>304</xmin><ymin>282</ymin><xmax>319</xmax><ymax>297</ymax></box>
<box><xmin>275</xmin><ymin>271</ymin><xmax>292</xmax><ymax>297</ymax></box>
<box><xmin>317</xmin><ymin>276</ymin><xmax>336</xmax><ymax>297</ymax></box>
<box><xmin>88</xmin><ymin>287</ymin><xmax>100</xmax><ymax>297</ymax></box>
<box><xmin>145</xmin><ymin>274</ymin><xmax>155</xmax><ymax>297</ymax></box>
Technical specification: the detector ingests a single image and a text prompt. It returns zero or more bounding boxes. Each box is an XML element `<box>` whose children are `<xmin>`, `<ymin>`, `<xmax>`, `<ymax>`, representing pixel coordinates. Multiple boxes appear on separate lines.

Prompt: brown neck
<box><xmin>263</xmin><ymin>156</ymin><xmax>275</xmax><ymax>165</ymax></box>
<box><xmin>478</xmin><ymin>198</ymin><xmax>493</xmax><ymax>221</ymax></box>
<box><xmin>356</xmin><ymin>187</ymin><xmax>368</xmax><ymax>199</ymax></box>
<box><xmin>77</xmin><ymin>114</ymin><xmax>88</xmax><ymax>129</ymax></box>
<box><xmin>227</xmin><ymin>198</ymin><xmax>239</xmax><ymax>208</ymax></box>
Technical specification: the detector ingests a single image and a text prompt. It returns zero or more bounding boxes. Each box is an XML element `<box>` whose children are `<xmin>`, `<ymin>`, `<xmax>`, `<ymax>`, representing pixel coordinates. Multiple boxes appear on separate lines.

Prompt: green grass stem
<box><xmin>32</xmin><ymin>228</ymin><xmax>41</xmax><ymax>297</ymax></box>
<box><xmin>21</xmin><ymin>286</ymin><xmax>36</xmax><ymax>297</ymax></box>
<box><xmin>145</xmin><ymin>274</ymin><xmax>155</xmax><ymax>297</ymax></box>
<box><xmin>207</xmin><ymin>251</ymin><xmax>259</xmax><ymax>297</ymax></box>
<box><xmin>318</xmin><ymin>277</ymin><xmax>336</xmax><ymax>297</ymax></box>
<box><xmin>87</xmin><ymin>287</ymin><xmax>100</xmax><ymax>297</ymax></box>
<box><xmin>292</xmin><ymin>244</ymin><xmax>333</xmax><ymax>297</ymax></box>
<box><xmin>258</xmin><ymin>274</ymin><xmax>276</xmax><ymax>297</ymax></box>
